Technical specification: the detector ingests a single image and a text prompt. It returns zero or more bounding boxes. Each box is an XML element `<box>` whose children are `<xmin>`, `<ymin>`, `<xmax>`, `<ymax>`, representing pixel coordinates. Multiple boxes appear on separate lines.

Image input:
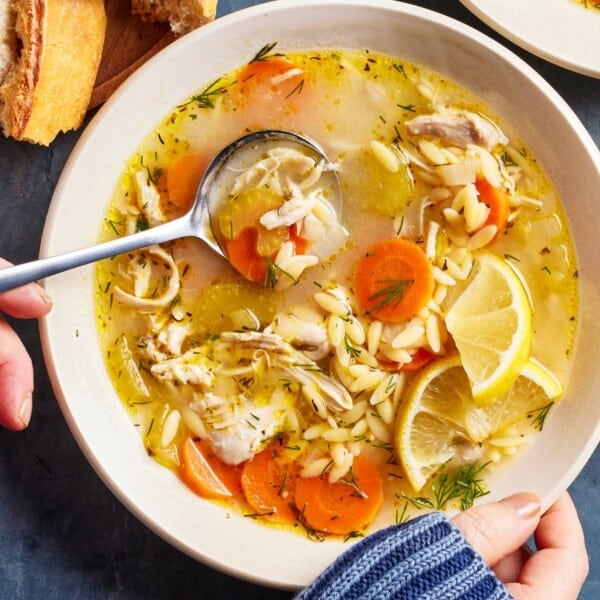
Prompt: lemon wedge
<box><xmin>445</xmin><ymin>252</ymin><xmax>532</xmax><ymax>405</ymax></box>
<box><xmin>394</xmin><ymin>355</ymin><xmax>563</xmax><ymax>492</ymax></box>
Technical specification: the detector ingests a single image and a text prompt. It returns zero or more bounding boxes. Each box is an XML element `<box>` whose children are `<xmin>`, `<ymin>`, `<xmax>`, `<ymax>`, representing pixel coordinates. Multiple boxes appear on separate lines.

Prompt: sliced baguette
<box><xmin>0</xmin><ymin>0</ymin><xmax>106</xmax><ymax>146</ymax></box>
<box><xmin>131</xmin><ymin>0</ymin><xmax>217</xmax><ymax>35</ymax></box>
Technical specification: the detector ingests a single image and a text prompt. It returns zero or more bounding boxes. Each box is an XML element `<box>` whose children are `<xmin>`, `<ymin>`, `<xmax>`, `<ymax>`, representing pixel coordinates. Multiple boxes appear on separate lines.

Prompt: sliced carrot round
<box><xmin>230</xmin><ymin>56</ymin><xmax>307</xmax><ymax>129</ymax></box>
<box><xmin>225</xmin><ymin>228</ymin><xmax>269</xmax><ymax>283</ymax></box>
<box><xmin>475</xmin><ymin>177</ymin><xmax>510</xmax><ymax>245</ymax></box>
<box><xmin>241</xmin><ymin>446</ymin><xmax>297</xmax><ymax>524</ymax></box>
<box><xmin>235</xmin><ymin>56</ymin><xmax>304</xmax><ymax>108</ymax></box>
<box><xmin>355</xmin><ymin>238</ymin><xmax>434</xmax><ymax>323</ymax></box>
<box><xmin>180</xmin><ymin>437</ymin><xmax>240</xmax><ymax>500</ymax></box>
<box><xmin>400</xmin><ymin>347</ymin><xmax>436</xmax><ymax>372</ymax></box>
<box><xmin>294</xmin><ymin>454</ymin><xmax>384</xmax><ymax>536</ymax></box>
<box><xmin>165</xmin><ymin>152</ymin><xmax>209</xmax><ymax>216</ymax></box>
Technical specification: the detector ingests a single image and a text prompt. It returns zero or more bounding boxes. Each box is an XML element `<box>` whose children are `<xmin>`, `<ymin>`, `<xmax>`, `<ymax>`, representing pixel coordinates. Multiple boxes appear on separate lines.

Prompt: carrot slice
<box><xmin>165</xmin><ymin>152</ymin><xmax>209</xmax><ymax>216</ymax></box>
<box><xmin>400</xmin><ymin>347</ymin><xmax>436</xmax><ymax>372</ymax></box>
<box><xmin>235</xmin><ymin>56</ymin><xmax>304</xmax><ymax>108</ymax></box>
<box><xmin>355</xmin><ymin>239</ymin><xmax>434</xmax><ymax>323</ymax></box>
<box><xmin>294</xmin><ymin>454</ymin><xmax>384</xmax><ymax>536</ymax></box>
<box><xmin>180</xmin><ymin>437</ymin><xmax>240</xmax><ymax>500</ymax></box>
<box><xmin>230</xmin><ymin>56</ymin><xmax>307</xmax><ymax>130</ymax></box>
<box><xmin>241</xmin><ymin>445</ymin><xmax>297</xmax><ymax>524</ymax></box>
<box><xmin>225</xmin><ymin>228</ymin><xmax>269</xmax><ymax>283</ymax></box>
<box><xmin>475</xmin><ymin>177</ymin><xmax>510</xmax><ymax>245</ymax></box>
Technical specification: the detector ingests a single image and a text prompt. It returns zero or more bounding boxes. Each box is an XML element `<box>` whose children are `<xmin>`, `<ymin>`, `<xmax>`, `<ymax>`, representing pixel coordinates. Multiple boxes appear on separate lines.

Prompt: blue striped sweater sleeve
<box><xmin>295</xmin><ymin>511</ymin><xmax>513</xmax><ymax>600</ymax></box>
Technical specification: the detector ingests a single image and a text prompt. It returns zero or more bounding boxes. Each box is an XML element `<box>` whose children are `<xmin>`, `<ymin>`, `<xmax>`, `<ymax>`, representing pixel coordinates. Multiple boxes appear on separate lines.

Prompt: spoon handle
<box><xmin>0</xmin><ymin>216</ymin><xmax>192</xmax><ymax>294</ymax></box>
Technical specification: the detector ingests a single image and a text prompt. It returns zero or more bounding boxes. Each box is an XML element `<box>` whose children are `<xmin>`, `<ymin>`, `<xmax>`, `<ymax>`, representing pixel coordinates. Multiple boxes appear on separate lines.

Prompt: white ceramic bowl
<box><xmin>40</xmin><ymin>0</ymin><xmax>600</xmax><ymax>590</ymax></box>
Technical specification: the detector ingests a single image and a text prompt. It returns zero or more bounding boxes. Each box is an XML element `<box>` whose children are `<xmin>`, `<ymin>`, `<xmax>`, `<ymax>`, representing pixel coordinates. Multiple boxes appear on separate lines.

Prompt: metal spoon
<box><xmin>0</xmin><ymin>130</ymin><xmax>342</xmax><ymax>293</ymax></box>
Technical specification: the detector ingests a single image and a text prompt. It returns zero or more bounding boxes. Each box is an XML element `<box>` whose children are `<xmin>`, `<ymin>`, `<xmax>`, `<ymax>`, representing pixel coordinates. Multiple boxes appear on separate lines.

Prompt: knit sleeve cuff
<box><xmin>295</xmin><ymin>511</ymin><xmax>513</xmax><ymax>600</ymax></box>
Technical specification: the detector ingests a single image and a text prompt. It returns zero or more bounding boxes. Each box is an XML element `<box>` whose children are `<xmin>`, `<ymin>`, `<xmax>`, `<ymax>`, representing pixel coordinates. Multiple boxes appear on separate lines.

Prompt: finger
<box><xmin>493</xmin><ymin>544</ymin><xmax>532</xmax><ymax>583</ymax></box>
<box><xmin>0</xmin><ymin>258</ymin><xmax>53</xmax><ymax>318</ymax></box>
<box><xmin>452</xmin><ymin>492</ymin><xmax>541</xmax><ymax>567</ymax></box>
<box><xmin>0</xmin><ymin>316</ymin><xmax>34</xmax><ymax>430</ymax></box>
<box><xmin>506</xmin><ymin>492</ymin><xmax>589</xmax><ymax>600</ymax></box>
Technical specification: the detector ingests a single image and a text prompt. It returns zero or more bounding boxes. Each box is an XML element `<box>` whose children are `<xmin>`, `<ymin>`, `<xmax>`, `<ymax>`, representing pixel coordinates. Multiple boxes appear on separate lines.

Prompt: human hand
<box><xmin>0</xmin><ymin>258</ymin><xmax>53</xmax><ymax>430</ymax></box>
<box><xmin>453</xmin><ymin>491</ymin><xmax>588</xmax><ymax>600</ymax></box>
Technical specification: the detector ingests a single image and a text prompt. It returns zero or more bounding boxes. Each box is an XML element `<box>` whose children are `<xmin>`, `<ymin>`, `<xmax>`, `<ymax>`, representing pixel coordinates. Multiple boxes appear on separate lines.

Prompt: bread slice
<box><xmin>0</xmin><ymin>0</ymin><xmax>107</xmax><ymax>145</ymax></box>
<box><xmin>131</xmin><ymin>0</ymin><xmax>217</xmax><ymax>35</ymax></box>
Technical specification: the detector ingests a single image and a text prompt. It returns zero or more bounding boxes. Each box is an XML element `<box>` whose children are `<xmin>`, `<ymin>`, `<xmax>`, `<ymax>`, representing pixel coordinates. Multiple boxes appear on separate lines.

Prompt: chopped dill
<box><xmin>344</xmin><ymin>335</ymin><xmax>362</xmax><ymax>358</ymax></box>
<box><xmin>344</xmin><ymin>530</ymin><xmax>365</xmax><ymax>542</ymax></box>
<box><xmin>105</xmin><ymin>218</ymin><xmax>123</xmax><ymax>236</ymax></box>
<box><xmin>278</xmin><ymin>472</ymin><xmax>289</xmax><ymax>497</ymax></box>
<box><xmin>286</xmin><ymin>78</ymin><xmax>305</xmax><ymax>98</ymax></box>
<box><xmin>393</xmin><ymin>63</ymin><xmax>407</xmax><ymax>79</ymax></box>
<box><xmin>135</xmin><ymin>216</ymin><xmax>150</xmax><ymax>232</ymax></box>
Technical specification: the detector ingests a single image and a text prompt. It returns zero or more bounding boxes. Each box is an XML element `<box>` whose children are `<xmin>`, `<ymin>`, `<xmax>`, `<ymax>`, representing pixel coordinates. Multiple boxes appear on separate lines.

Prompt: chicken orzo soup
<box><xmin>95</xmin><ymin>45</ymin><xmax>578</xmax><ymax>539</ymax></box>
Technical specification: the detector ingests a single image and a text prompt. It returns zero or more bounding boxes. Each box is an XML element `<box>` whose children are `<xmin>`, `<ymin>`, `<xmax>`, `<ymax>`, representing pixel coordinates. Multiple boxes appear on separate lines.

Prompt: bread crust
<box><xmin>131</xmin><ymin>0</ymin><xmax>217</xmax><ymax>35</ymax></box>
<box><xmin>0</xmin><ymin>0</ymin><xmax>106</xmax><ymax>145</ymax></box>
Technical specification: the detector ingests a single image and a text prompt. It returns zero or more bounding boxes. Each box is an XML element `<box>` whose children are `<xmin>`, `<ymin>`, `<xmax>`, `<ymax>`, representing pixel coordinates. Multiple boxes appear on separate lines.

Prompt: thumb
<box><xmin>452</xmin><ymin>492</ymin><xmax>541</xmax><ymax>567</ymax></box>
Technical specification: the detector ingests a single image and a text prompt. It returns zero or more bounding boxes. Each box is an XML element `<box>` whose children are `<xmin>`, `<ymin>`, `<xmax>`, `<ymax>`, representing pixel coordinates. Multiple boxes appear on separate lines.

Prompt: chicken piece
<box><xmin>113</xmin><ymin>245</ymin><xmax>180</xmax><ymax>312</ymax></box>
<box><xmin>134</xmin><ymin>170</ymin><xmax>166</xmax><ymax>226</ymax></box>
<box><xmin>405</xmin><ymin>111</ymin><xmax>508</xmax><ymax>150</ymax></box>
<box><xmin>193</xmin><ymin>392</ymin><xmax>287</xmax><ymax>465</ymax></box>
<box><xmin>215</xmin><ymin>330</ymin><xmax>352</xmax><ymax>411</ymax></box>
<box><xmin>150</xmin><ymin>348</ymin><xmax>215</xmax><ymax>387</ymax></box>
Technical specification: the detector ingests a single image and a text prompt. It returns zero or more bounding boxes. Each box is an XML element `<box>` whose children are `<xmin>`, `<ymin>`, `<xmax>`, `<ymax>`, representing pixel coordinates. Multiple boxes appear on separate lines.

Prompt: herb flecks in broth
<box><xmin>96</xmin><ymin>47</ymin><xmax>578</xmax><ymax>540</ymax></box>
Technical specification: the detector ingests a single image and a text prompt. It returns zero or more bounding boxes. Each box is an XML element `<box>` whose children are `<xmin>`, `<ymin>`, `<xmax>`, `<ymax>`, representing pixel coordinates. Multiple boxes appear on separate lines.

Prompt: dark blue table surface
<box><xmin>0</xmin><ymin>1</ymin><xmax>598</xmax><ymax>598</ymax></box>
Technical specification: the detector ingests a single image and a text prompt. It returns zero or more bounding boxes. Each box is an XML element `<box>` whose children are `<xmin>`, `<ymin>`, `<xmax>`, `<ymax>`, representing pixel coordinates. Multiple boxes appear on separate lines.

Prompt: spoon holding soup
<box><xmin>0</xmin><ymin>130</ymin><xmax>344</xmax><ymax>293</ymax></box>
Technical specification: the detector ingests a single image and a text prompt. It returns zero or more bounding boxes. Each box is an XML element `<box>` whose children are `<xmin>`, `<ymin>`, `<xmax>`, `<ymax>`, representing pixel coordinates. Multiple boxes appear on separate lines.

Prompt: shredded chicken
<box><xmin>151</xmin><ymin>348</ymin><xmax>215</xmax><ymax>387</ymax></box>
<box><xmin>405</xmin><ymin>111</ymin><xmax>509</xmax><ymax>150</ymax></box>
<box><xmin>192</xmin><ymin>392</ymin><xmax>288</xmax><ymax>465</ymax></box>
<box><xmin>215</xmin><ymin>331</ymin><xmax>352</xmax><ymax>411</ymax></box>
<box><xmin>113</xmin><ymin>245</ymin><xmax>180</xmax><ymax>312</ymax></box>
<box><xmin>134</xmin><ymin>170</ymin><xmax>166</xmax><ymax>226</ymax></box>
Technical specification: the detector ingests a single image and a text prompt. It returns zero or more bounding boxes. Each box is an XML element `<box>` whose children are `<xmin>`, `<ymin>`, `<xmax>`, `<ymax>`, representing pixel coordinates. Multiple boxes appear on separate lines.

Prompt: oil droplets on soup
<box><xmin>95</xmin><ymin>44</ymin><xmax>578</xmax><ymax>539</ymax></box>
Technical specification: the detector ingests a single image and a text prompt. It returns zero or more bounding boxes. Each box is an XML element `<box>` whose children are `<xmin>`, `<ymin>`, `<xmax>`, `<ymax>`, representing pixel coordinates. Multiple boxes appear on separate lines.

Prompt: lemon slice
<box><xmin>394</xmin><ymin>355</ymin><xmax>563</xmax><ymax>492</ymax></box>
<box><xmin>445</xmin><ymin>251</ymin><xmax>532</xmax><ymax>405</ymax></box>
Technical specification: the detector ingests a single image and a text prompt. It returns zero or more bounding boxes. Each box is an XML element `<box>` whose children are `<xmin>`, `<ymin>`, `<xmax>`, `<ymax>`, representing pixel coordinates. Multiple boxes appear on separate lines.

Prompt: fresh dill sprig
<box><xmin>340</xmin><ymin>468</ymin><xmax>368</xmax><ymax>499</ymax></box>
<box><xmin>366</xmin><ymin>278</ymin><xmax>414</xmax><ymax>314</ymax></box>
<box><xmin>432</xmin><ymin>462</ymin><xmax>491</xmax><ymax>511</ymax></box>
<box><xmin>264</xmin><ymin>258</ymin><xmax>298</xmax><ymax>289</ymax></box>
<box><xmin>400</xmin><ymin>492</ymin><xmax>435</xmax><ymax>510</ymax></box>
<box><xmin>344</xmin><ymin>335</ymin><xmax>362</xmax><ymax>358</ymax></box>
<box><xmin>344</xmin><ymin>530</ymin><xmax>365</xmax><ymax>543</ymax></box>
<box><xmin>290</xmin><ymin>503</ymin><xmax>325</xmax><ymax>542</ymax></box>
<box><xmin>180</xmin><ymin>78</ymin><xmax>230</xmax><ymax>109</ymax></box>
<box><xmin>528</xmin><ymin>402</ymin><xmax>554</xmax><ymax>431</ymax></box>
<box><xmin>250</xmin><ymin>42</ymin><xmax>279</xmax><ymax>63</ymax></box>
<box><xmin>396</xmin><ymin>501</ymin><xmax>410</xmax><ymax>524</ymax></box>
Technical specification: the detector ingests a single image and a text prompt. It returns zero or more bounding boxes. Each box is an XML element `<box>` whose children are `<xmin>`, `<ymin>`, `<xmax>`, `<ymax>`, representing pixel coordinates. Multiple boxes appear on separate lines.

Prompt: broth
<box><xmin>95</xmin><ymin>46</ymin><xmax>578</xmax><ymax>538</ymax></box>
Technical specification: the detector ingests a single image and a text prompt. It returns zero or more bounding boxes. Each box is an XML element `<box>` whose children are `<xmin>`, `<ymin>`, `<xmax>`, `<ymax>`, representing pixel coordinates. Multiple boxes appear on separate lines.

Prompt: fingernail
<box><xmin>18</xmin><ymin>393</ymin><xmax>32</xmax><ymax>427</ymax></box>
<box><xmin>36</xmin><ymin>285</ymin><xmax>52</xmax><ymax>305</ymax></box>
<box><xmin>501</xmin><ymin>493</ymin><xmax>542</xmax><ymax>519</ymax></box>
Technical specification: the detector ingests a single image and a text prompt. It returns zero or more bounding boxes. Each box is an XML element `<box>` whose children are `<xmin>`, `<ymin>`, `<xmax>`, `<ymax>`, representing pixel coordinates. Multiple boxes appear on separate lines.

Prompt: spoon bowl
<box><xmin>0</xmin><ymin>129</ymin><xmax>341</xmax><ymax>293</ymax></box>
